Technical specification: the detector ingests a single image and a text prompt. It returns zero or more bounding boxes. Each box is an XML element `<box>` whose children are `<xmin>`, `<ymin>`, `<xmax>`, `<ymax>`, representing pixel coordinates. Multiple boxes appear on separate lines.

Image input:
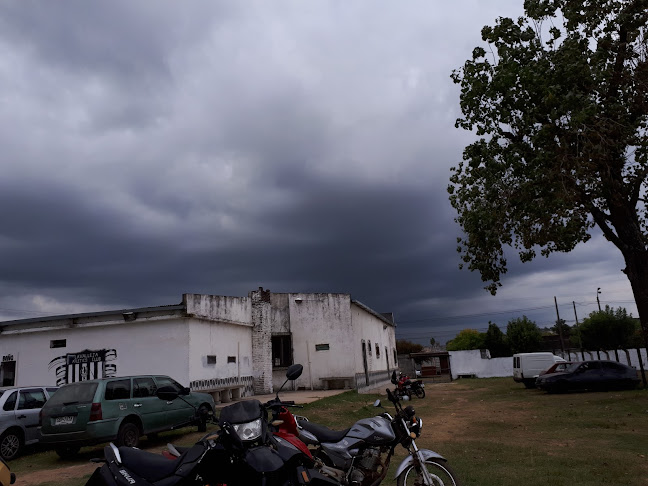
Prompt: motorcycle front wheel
<box><xmin>396</xmin><ymin>458</ymin><xmax>460</xmax><ymax>486</ymax></box>
<box><xmin>414</xmin><ymin>387</ymin><xmax>426</xmax><ymax>399</ymax></box>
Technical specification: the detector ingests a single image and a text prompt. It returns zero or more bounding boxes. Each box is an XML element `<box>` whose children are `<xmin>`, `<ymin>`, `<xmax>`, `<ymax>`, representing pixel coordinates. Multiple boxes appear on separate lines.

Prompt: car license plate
<box><xmin>54</xmin><ymin>416</ymin><xmax>75</xmax><ymax>425</ymax></box>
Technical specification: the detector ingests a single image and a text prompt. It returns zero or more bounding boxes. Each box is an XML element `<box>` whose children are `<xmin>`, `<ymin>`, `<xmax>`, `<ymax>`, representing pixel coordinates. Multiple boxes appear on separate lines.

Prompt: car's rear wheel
<box><xmin>117</xmin><ymin>422</ymin><xmax>140</xmax><ymax>448</ymax></box>
<box><xmin>0</xmin><ymin>429</ymin><xmax>23</xmax><ymax>461</ymax></box>
<box><xmin>55</xmin><ymin>445</ymin><xmax>80</xmax><ymax>459</ymax></box>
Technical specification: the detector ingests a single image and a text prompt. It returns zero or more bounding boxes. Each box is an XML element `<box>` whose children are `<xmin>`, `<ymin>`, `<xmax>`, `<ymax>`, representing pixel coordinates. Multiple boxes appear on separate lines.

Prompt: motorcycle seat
<box><xmin>118</xmin><ymin>447</ymin><xmax>181</xmax><ymax>482</ymax></box>
<box><xmin>297</xmin><ymin>420</ymin><xmax>350</xmax><ymax>443</ymax></box>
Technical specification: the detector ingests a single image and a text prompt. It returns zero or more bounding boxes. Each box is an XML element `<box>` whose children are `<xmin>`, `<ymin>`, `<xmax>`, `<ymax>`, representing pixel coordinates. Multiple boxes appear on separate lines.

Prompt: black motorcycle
<box><xmin>296</xmin><ymin>388</ymin><xmax>459</xmax><ymax>486</ymax></box>
<box><xmin>85</xmin><ymin>364</ymin><xmax>339</xmax><ymax>486</ymax></box>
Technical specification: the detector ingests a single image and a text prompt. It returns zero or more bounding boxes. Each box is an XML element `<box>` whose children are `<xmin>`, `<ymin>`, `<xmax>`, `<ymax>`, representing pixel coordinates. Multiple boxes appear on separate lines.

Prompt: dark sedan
<box><xmin>536</xmin><ymin>360</ymin><xmax>640</xmax><ymax>393</ymax></box>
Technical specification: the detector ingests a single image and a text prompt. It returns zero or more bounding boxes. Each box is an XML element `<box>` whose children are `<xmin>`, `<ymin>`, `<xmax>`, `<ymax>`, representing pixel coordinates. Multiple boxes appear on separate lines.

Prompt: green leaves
<box><xmin>449</xmin><ymin>0</ymin><xmax>648</xmax><ymax>294</ymax></box>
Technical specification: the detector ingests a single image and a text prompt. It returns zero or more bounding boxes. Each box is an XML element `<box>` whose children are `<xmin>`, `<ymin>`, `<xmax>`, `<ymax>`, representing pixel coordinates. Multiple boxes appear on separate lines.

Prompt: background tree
<box><xmin>446</xmin><ymin>329</ymin><xmax>486</xmax><ymax>351</ymax></box>
<box><xmin>484</xmin><ymin>321</ymin><xmax>511</xmax><ymax>357</ymax></box>
<box><xmin>551</xmin><ymin>319</ymin><xmax>571</xmax><ymax>337</ymax></box>
<box><xmin>448</xmin><ymin>0</ymin><xmax>648</xmax><ymax>348</ymax></box>
<box><xmin>429</xmin><ymin>337</ymin><xmax>436</xmax><ymax>347</ymax></box>
<box><xmin>579</xmin><ymin>305</ymin><xmax>637</xmax><ymax>351</ymax></box>
<box><xmin>396</xmin><ymin>339</ymin><xmax>423</xmax><ymax>355</ymax></box>
<box><xmin>506</xmin><ymin>316</ymin><xmax>542</xmax><ymax>354</ymax></box>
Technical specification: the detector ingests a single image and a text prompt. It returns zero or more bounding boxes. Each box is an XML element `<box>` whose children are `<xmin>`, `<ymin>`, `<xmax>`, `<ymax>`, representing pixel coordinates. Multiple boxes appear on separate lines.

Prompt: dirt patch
<box><xmin>17</xmin><ymin>463</ymin><xmax>98</xmax><ymax>486</ymax></box>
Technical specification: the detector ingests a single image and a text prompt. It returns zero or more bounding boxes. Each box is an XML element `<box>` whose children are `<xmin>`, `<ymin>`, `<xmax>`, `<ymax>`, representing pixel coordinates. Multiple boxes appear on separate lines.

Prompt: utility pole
<box><xmin>554</xmin><ymin>296</ymin><xmax>565</xmax><ymax>355</ymax></box>
<box><xmin>596</xmin><ymin>288</ymin><xmax>602</xmax><ymax>311</ymax></box>
<box><xmin>573</xmin><ymin>301</ymin><xmax>584</xmax><ymax>361</ymax></box>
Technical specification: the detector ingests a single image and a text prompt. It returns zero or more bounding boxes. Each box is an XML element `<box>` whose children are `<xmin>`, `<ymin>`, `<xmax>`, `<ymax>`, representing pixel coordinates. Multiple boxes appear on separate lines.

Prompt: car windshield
<box><xmin>46</xmin><ymin>382</ymin><xmax>98</xmax><ymax>406</ymax></box>
<box><xmin>565</xmin><ymin>363</ymin><xmax>584</xmax><ymax>373</ymax></box>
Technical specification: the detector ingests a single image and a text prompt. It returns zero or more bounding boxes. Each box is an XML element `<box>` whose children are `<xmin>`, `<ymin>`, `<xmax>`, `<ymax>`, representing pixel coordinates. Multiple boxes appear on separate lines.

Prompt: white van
<box><xmin>513</xmin><ymin>352</ymin><xmax>566</xmax><ymax>388</ymax></box>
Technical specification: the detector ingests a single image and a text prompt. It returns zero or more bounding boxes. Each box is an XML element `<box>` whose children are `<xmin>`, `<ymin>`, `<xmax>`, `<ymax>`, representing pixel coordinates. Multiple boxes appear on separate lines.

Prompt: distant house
<box><xmin>0</xmin><ymin>288</ymin><xmax>397</xmax><ymax>403</ymax></box>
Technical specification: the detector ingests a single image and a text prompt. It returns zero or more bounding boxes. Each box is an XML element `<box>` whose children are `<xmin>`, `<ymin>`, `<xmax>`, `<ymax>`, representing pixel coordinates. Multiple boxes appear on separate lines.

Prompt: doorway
<box><xmin>361</xmin><ymin>341</ymin><xmax>369</xmax><ymax>386</ymax></box>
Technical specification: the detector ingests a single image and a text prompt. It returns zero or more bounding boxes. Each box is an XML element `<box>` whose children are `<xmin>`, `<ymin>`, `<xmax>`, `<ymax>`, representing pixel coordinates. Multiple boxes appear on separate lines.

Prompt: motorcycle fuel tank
<box><xmin>346</xmin><ymin>416</ymin><xmax>395</xmax><ymax>444</ymax></box>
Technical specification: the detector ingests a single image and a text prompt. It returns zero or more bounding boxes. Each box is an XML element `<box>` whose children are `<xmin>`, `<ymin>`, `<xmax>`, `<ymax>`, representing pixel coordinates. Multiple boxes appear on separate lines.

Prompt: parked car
<box><xmin>513</xmin><ymin>352</ymin><xmax>566</xmax><ymax>388</ymax></box>
<box><xmin>39</xmin><ymin>375</ymin><xmax>215</xmax><ymax>458</ymax></box>
<box><xmin>0</xmin><ymin>386</ymin><xmax>59</xmax><ymax>460</ymax></box>
<box><xmin>539</xmin><ymin>361</ymin><xmax>573</xmax><ymax>376</ymax></box>
<box><xmin>536</xmin><ymin>360</ymin><xmax>640</xmax><ymax>393</ymax></box>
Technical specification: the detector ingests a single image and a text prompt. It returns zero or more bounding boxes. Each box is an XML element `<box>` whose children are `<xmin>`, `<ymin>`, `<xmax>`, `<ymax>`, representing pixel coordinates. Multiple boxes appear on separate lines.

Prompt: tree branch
<box><xmin>590</xmin><ymin>205</ymin><xmax>623</xmax><ymax>250</ymax></box>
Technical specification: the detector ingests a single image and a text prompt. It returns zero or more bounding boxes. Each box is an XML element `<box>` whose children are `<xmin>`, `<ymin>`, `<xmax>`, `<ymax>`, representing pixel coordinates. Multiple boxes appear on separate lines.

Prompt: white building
<box><xmin>0</xmin><ymin>288</ymin><xmax>397</xmax><ymax>403</ymax></box>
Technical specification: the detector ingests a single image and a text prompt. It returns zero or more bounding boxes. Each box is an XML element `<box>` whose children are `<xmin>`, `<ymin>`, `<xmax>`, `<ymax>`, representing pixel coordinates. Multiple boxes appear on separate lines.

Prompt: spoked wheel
<box><xmin>415</xmin><ymin>387</ymin><xmax>426</xmax><ymax>399</ymax></box>
<box><xmin>0</xmin><ymin>430</ymin><xmax>22</xmax><ymax>461</ymax></box>
<box><xmin>396</xmin><ymin>458</ymin><xmax>461</xmax><ymax>486</ymax></box>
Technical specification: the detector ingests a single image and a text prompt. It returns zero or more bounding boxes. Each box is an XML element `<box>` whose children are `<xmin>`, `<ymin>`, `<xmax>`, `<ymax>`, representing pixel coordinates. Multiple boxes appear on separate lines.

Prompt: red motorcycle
<box><xmin>391</xmin><ymin>371</ymin><xmax>426</xmax><ymax>399</ymax></box>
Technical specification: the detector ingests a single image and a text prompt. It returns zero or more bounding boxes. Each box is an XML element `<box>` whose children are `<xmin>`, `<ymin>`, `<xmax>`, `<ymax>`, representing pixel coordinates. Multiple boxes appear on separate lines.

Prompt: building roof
<box><xmin>0</xmin><ymin>303</ymin><xmax>186</xmax><ymax>333</ymax></box>
<box><xmin>351</xmin><ymin>300</ymin><xmax>396</xmax><ymax>327</ymax></box>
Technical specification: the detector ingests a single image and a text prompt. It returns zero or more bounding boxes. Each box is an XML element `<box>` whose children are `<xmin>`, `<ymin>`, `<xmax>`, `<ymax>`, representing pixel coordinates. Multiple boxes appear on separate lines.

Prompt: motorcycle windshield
<box><xmin>219</xmin><ymin>399</ymin><xmax>264</xmax><ymax>425</ymax></box>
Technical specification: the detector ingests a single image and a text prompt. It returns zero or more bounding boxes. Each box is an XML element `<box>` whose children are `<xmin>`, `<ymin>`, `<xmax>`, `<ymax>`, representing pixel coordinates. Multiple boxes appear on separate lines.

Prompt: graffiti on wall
<box><xmin>48</xmin><ymin>349</ymin><xmax>117</xmax><ymax>386</ymax></box>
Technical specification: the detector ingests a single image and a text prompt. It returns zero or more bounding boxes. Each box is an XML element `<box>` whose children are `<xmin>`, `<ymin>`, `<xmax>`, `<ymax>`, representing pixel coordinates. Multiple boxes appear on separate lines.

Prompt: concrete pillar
<box><xmin>251</xmin><ymin>287</ymin><xmax>273</xmax><ymax>394</ymax></box>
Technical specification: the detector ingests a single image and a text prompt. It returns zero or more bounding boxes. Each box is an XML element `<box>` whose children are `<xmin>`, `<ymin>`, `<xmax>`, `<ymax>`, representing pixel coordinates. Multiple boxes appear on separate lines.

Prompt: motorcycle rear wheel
<box><xmin>396</xmin><ymin>458</ymin><xmax>460</xmax><ymax>486</ymax></box>
<box><xmin>414</xmin><ymin>387</ymin><xmax>426</xmax><ymax>399</ymax></box>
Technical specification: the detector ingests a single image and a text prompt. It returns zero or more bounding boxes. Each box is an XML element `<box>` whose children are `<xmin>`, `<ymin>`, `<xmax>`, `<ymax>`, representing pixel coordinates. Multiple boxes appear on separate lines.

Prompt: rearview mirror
<box><xmin>373</xmin><ymin>399</ymin><xmax>381</xmax><ymax>408</ymax></box>
<box><xmin>286</xmin><ymin>364</ymin><xmax>304</xmax><ymax>381</ymax></box>
<box><xmin>157</xmin><ymin>386</ymin><xmax>179</xmax><ymax>402</ymax></box>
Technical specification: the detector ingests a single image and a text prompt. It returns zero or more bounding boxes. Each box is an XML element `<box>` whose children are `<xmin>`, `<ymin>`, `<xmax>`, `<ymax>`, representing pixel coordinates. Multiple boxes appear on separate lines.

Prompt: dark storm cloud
<box><xmin>0</xmin><ymin>1</ymin><xmax>637</xmax><ymax>343</ymax></box>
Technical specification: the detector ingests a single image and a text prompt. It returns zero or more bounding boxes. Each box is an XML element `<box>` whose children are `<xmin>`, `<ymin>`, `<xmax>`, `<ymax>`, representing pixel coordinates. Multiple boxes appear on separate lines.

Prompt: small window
<box><xmin>18</xmin><ymin>389</ymin><xmax>47</xmax><ymax>410</ymax></box>
<box><xmin>228</xmin><ymin>356</ymin><xmax>236</xmax><ymax>364</ymax></box>
<box><xmin>376</xmin><ymin>344</ymin><xmax>380</xmax><ymax>358</ymax></box>
<box><xmin>393</xmin><ymin>349</ymin><xmax>397</xmax><ymax>365</ymax></box>
<box><xmin>3</xmin><ymin>392</ymin><xmax>17</xmax><ymax>411</ymax></box>
<box><xmin>315</xmin><ymin>344</ymin><xmax>330</xmax><ymax>351</ymax></box>
<box><xmin>105</xmin><ymin>379</ymin><xmax>131</xmax><ymax>400</ymax></box>
<box><xmin>368</xmin><ymin>340</ymin><xmax>372</xmax><ymax>356</ymax></box>
<box><xmin>133</xmin><ymin>377</ymin><xmax>157</xmax><ymax>398</ymax></box>
<box><xmin>206</xmin><ymin>355</ymin><xmax>217</xmax><ymax>365</ymax></box>
<box><xmin>50</xmin><ymin>339</ymin><xmax>67</xmax><ymax>349</ymax></box>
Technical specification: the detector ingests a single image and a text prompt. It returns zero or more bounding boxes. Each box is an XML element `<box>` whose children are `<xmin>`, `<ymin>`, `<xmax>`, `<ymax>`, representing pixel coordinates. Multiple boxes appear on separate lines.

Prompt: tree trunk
<box><xmin>621</xmin><ymin>251</ymin><xmax>648</xmax><ymax>385</ymax></box>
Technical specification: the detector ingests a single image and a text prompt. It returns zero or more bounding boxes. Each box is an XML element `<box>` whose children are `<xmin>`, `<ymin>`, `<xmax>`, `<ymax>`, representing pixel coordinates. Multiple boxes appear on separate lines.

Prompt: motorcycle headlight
<box><xmin>232</xmin><ymin>418</ymin><xmax>263</xmax><ymax>441</ymax></box>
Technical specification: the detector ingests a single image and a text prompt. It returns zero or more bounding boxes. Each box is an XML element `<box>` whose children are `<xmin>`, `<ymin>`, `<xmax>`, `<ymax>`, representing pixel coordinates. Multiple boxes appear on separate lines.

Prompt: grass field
<box><xmin>12</xmin><ymin>378</ymin><xmax>648</xmax><ymax>486</ymax></box>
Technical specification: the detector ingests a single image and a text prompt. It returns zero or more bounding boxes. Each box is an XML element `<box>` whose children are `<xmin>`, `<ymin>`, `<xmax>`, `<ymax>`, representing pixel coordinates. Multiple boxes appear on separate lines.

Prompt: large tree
<box><xmin>449</xmin><ymin>0</ymin><xmax>648</xmax><ymax>345</ymax></box>
<box><xmin>446</xmin><ymin>328</ymin><xmax>486</xmax><ymax>351</ymax></box>
<box><xmin>506</xmin><ymin>316</ymin><xmax>543</xmax><ymax>354</ymax></box>
<box><xmin>484</xmin><ymin>322</ymin><xmax>511</xmax><ymax>357</ymax></box>
<box><xmin>579</xmin><ymin>305</ymin><xmax>637</xmax><ymax>350</ymax></box>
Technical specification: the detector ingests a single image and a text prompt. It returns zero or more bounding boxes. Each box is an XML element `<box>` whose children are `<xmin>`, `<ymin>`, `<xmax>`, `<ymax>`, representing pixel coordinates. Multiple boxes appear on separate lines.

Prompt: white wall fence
<box><xmin>449</xmin><ymin>348</ymin><xmax>648</xmax><ymax>380</ymax></box>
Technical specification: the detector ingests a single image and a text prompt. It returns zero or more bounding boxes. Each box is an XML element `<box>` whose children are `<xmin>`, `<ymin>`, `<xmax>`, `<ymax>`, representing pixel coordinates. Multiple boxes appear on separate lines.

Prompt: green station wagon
<box><xmin>39</xmin><ymin>375</ymin><xmax>214</xmax><ymax>457</ymax></box>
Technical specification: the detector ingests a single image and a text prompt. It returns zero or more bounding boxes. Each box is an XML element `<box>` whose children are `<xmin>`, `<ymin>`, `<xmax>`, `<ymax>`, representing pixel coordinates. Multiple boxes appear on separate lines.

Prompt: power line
<box><xmin>396</xmin><ymin>299</ymin><xmax>637</xmax><ymax>325</ymax></box>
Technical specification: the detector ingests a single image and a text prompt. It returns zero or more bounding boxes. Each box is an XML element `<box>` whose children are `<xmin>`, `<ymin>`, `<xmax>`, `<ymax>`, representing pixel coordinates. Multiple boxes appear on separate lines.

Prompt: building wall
<box><xmin>0</xmin><ymin>319</ymin><xmax>190</xmax><ymax>387</ymax></box>
<box><xmin>449</xmin><ymin>350</ymin><xmax>513</xmax><ymax>379</ymax></box>
<box><xmin>350</xmin><ymin>304</ymin><xmax>395</xmax><ymax>390</ymax></box>
<box><xmin>251</xmin><ymin>288</ymin><xmax>273</xmax><ymax>393</ymax></box>
<box><xmin>286</xmin><ymin>293</ymin><xmax>357</xmax><ymax>390</ymax></box>
<box><xmin>185</xmin><ymin>293</ymin><xmax>250</xmax><ymax>325</ymax></box>
<box><xmin>187</xmin><ymin>319</ymin><xmax>254</xmax><ymax>396</ymax></box>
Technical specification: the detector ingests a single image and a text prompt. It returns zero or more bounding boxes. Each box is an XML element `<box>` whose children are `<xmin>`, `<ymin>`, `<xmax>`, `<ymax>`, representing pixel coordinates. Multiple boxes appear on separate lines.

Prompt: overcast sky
<box><xmin>0</xmin><ymin>1</ymin><xmax>638</xmax><ymax>345</ymax></box>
